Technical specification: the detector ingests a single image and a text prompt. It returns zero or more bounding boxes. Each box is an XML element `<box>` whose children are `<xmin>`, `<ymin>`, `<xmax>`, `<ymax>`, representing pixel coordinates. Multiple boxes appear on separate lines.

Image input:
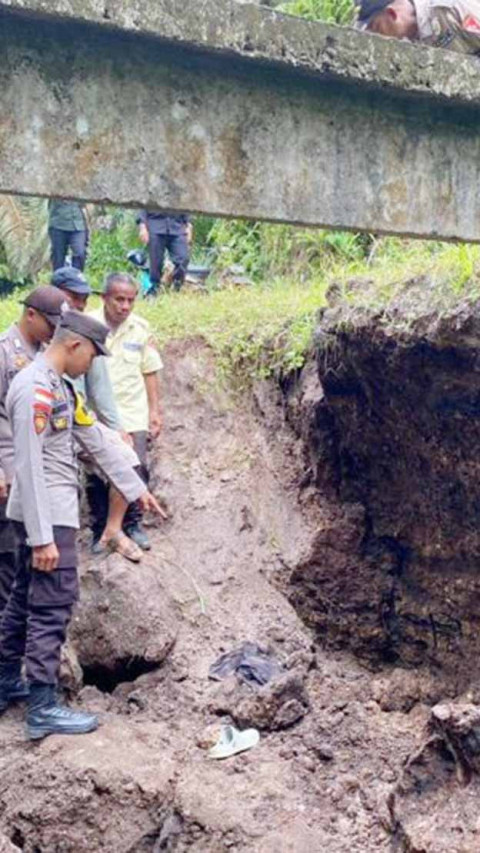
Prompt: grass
<box><xmin>2</xmin><ymin>238</ymin><xmax>480</xmax><ymax>387</ymax></box>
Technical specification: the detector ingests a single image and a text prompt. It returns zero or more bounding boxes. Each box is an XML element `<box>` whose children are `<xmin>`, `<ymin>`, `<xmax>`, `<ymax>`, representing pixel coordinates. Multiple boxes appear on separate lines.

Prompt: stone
<box><xmin>1</xmin><ymin>0</ymin><xmax>480</xmax><ymax>239</ymax></box>
<box><xmin>210</xmin><ymin>671</ymin><xmax>310</xmax><ymax>731</ymax></box>
<box><xmin>70</xmin><ymin>556</ymin><xmax>177</xmax><ymax>676</ymax></box>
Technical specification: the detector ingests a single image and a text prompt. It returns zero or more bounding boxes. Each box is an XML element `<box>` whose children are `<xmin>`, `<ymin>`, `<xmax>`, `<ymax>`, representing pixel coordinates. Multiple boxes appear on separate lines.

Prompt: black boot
<box><xmin>27</xmin><ymin>683</ymin><xmax>99</xmax><ymax>741</ymax></box>
<box><xmin>0</xmin><ymin>661</ymin><xmax>29</xmax><ymax>714</ymax></box>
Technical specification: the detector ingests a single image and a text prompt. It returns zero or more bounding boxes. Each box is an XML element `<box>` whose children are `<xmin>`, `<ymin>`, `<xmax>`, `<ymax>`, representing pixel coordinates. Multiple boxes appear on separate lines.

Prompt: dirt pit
<box><xmin>0</xmin><ymin>339</ymin><xmax>476</xmax><ymax>852</ymax></box>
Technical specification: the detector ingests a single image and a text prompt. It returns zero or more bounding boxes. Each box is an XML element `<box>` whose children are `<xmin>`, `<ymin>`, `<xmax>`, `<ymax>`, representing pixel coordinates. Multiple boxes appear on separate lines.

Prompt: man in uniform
<box><xmin>138</xmin><ymin>209</ymin><xmax>191</xmax><ymax>293</ymax></box>
<box><xmin>51</xmin><ymin>266</ymin><xmax>142</xmax><ymax>561</ymax></box>
<box><xmin>0</xmin><ymin>310</ymin><xmax>161</xmax><ymax>739</ymax></box>
<box><xmin>0</xmin><ymin>287</ymin><xmax>67</xmax><ymax>615</ymax></box>
<box><xmin>48</xmin><ymin>200</ymin><xmax>88</xmax><ymax>271</ymax></box>
<box><xmin>89</xmin><ymin>273</ymin><xmax>163</xmax><ymax>552</ymax></box>
<box><xmin>356</xmin><ymin>0</ymin><xmax>480</xmax><ymax>52</ymax></box>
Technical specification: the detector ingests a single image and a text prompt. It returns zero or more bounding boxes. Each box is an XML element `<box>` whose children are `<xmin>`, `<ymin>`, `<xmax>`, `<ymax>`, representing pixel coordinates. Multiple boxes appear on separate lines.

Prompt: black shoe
<box><xmin>27</xmin><ymin>684</ymin><xmax>99</xmax><ymax>741</ymax></box>
<box><xmin>0</xmin><ymin>662</ymin><xmax>29</xmax><ymax>714</ymax></box>
<box><xmin>124</xmin><ymin>524</ymin><xmax>151</xmax><ymax>551</ymax></box>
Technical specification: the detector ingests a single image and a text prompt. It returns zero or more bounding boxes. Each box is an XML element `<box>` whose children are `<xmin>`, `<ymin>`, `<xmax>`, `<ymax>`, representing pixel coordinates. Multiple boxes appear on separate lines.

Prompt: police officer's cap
<box><xmin>355</xmin><ymin>0</ymin><xmax>391</xmax><ymax>24</ymax></box>
<box><xmin>21</xmin><ymin>286</ymin><xmax>68</xmax><ymax>327</ymax></box>
<box><xmin>59</xmin><ymin>310</ymin><xmax>110</xmax><ymax>357</ymax></box>
<box><xmin>52</xmin><ymin>266</ymin><xmax>92</xmax><ymax>296</ymax></box>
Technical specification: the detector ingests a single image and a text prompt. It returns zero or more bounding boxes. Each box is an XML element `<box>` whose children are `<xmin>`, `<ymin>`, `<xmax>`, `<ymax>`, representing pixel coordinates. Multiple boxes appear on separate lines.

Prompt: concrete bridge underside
<box><xmin>1</xmin><ymin>0</ymin><xmax>480</xmax><ymax>240</ymax></box>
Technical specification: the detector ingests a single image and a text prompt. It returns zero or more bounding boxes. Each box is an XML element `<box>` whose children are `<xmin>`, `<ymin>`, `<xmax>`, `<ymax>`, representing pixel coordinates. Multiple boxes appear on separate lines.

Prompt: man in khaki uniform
<box><xmin>356</xmin><ymin>0</ymin><xmax>480</xmax><ymax>52</ymax></box>
<box><xmin>89</xmin><ymin>273</ymin><xmax>163</xmax><ymax>551</ymax></box>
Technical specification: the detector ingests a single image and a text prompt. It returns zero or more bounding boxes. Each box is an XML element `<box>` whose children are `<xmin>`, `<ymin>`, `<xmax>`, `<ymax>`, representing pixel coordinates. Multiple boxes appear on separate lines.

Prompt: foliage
<box><xmin>275</xmin><ymin>0</ymin><xmax>355</xmax><ymax>24</ymax></box>
<box><xmin>0</xmin><ymin>196</ymin><xmax>49</xmax><ymax>282</ymax></box>
<box><xmin>86</xmin><ymin>211</ymin><xmax>139</xmax><ymax>292</ymax></box>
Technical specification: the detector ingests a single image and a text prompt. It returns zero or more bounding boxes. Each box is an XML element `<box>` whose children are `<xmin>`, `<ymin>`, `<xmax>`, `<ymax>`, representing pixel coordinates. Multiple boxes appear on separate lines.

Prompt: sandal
<box><xmin>105</xmin><ymin>532</ymin><xmax>143</xmax><ymax>563</ymax></box>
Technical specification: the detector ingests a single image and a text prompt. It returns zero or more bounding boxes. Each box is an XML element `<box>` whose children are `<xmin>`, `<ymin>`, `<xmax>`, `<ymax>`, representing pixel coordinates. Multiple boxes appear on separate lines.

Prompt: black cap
<box><xmin>21</xmin><ymin>286</ymin><xmax>68</xmax><ymax>326</ymax></box>
<box><xmin>59</xmin><ymin>310</ymin><xmax>110</xmax><ymax>357</ymax></box>
<box><xmin>355</xmin><ymin>0</ymin><xmax>391</xmax><ymax>24</ymax></box>
<box><xmin>52</xmin><ymin>267</ymin><xmax>92</xmax><ymax>296</ymax></box>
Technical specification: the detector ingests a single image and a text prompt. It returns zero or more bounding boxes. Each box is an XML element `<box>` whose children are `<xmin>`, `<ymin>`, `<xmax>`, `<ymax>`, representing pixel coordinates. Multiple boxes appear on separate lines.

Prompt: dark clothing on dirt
<box><xmin>209</xmin><ymin>642</ymin><xmax>283</xmax><ymax>686</ymax></box>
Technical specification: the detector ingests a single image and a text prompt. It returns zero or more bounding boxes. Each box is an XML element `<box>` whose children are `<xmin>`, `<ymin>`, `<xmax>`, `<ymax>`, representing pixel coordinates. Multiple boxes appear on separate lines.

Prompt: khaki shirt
<box><xmin>6</xmin><ymin>354</ymin><xmax>145</xmax><ymax>546</ymax></box>
<box><xmin>414</xmin><ymin>0</ymin><xmax>480</xmax><ymax>52</ymax></box>
<box><xmin>0</xmin><ymin>324</ymin><xmax>37</xmax><ymax>484</ymax></box>
<box><xmin>89</xmin><ymin>308</ymin><xmax>163</xmax><ymax>433</ymax></box>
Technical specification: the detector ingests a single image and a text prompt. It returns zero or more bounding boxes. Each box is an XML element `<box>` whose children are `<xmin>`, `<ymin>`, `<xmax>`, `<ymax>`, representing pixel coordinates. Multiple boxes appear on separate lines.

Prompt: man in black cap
<box><xmin>138</xmin><ymin>210</ymin><xmax>191</xmax><ymax>293</ymax></box>
<box><xmin>356</xmin><ymin>0</ymin><xmax>480</xmax><ymax>52</ymax></box>
<box><xmin>0</xmin><ymin>286</ymin><xmax>67</xmax><ymax>622</ymax></box>
<box><xmin>0</xmin><ymin>310</ymin><xmax>162</xmax><ymax>740</ymax></box>
<box><xmin>51</xmin><ymin>268</ymin><xmax>143</xmax><ymax>562</ymax></box>
<box><xmin>48</xmin><ymin>201</ymin><xmax>88</xmax><ymax>272</ymax></box>
<box><xmin>52</xmin><ymin>266</ymin><xmax>91</xmax><ymax>312</ymax></box>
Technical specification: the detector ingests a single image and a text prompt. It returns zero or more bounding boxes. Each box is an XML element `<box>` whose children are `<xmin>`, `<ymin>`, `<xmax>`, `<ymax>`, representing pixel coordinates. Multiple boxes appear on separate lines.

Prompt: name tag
<box><xmin>123</xmin><ymin>342</ymin><xmax>142</xmax><ymax>352</ymax></box>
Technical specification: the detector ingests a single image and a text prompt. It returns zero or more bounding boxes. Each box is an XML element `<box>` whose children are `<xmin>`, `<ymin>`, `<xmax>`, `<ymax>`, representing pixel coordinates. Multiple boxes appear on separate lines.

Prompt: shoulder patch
<box><xmin>33</xmin><ymin>385</ymin><xmax>54</xmax><ymax>416</ymax></box>
<box><xmin>33</xmin><ymin>411</ymin><xmax>48</xmax><ymax>435</ymax></box>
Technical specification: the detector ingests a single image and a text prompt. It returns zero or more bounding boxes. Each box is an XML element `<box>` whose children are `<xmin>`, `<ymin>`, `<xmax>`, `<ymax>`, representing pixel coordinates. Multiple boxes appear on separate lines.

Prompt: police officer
<box><xmin>138</xmin><ymin>209</ymin><xmax>191</xmax><ymax>293</ymax></box>
<box><xmin>48</xmin><ymin>200</ymin><xmax>88</xmax><ymax>271</ymax></box>
<box><xmin>356</xmin><ymin>0</ymin><xmax>480</xmax><ymax>52</ymax></box>
<box><xmin>0</xmin><ymin>287</ymin><xmax>67</xmax><ymax>615</ymax></box>
<box><xmin>0</xmin><ymin>311</ymin><xmax>161</xmax><ymax>739</ymax></box>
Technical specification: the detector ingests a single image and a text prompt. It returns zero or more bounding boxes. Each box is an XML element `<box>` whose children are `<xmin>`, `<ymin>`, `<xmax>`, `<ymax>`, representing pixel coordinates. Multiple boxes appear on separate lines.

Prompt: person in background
<box><xmin>0</xmin><ymin>310</ymin><xmax>162</xmax><ymax>739</ymax></box>
<box><xmin>137</xmin><ymin>209</ymin><xmax>192</xmax><ymax>293</ymax></box>
<box><xmin>48</xmin><ymin>200</ymin><xmax>88</xmax><ymax>271</ymax></box>
<box><xmin>51</xmin><ymin>267</ymin><xmax>142</xmax><ymax>562</ymax></box>
<box><xmin>356</xmin><ymin>0</ymin><xmax>480</xmax><ymax>53</ymax></box>
<box><xmin>89</xmin><ymin>273</ymin><xmax>163</xmax><ymax>551</ymax></box>
<box><xmin>0</xmin><ymin>287</ymin><xmax>67</xmax><ymax>619</ymax></box>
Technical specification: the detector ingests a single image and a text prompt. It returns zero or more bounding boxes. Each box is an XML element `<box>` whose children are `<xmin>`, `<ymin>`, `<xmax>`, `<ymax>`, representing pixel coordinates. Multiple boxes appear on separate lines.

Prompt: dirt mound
<box><xmin>1</xmin><ymin>335</ymin><xmax>479</xmax><ymax>851</ymax></box>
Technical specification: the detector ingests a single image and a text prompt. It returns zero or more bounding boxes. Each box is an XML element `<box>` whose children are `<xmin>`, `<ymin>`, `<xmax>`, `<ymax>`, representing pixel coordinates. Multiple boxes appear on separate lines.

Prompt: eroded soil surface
<box><xmin>0</xmin><ymin>336</ymin><xmax>478</xmax><ymax>852</ymax></box>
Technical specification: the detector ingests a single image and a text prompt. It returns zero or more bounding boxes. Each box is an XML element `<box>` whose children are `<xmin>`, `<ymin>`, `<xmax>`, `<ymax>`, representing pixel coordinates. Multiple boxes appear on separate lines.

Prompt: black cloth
<box><xmin>0</xmin><ymin>552</ymin><xmax>17</xmax><ymax>615</ymax></box>
<box><xmin>148</xmin><ymin>232</ymin><xmax>190</xmax><ymax>289</ymax></box>
<box><xmin>0</xmin><ymin>502</ymin><xmax>19</xmax><ymax>615</ymax></box>
<box><xmin>209</xmin><ymin>642</ymin><xmax>283</xmax><ymax>687</ymax></box>
<box><xmin>0</xmin><ymin>501</ymin><xmax>17</xmax><ymax>553</ymax></box>
<box><xmin>49</xmin><ymin>227</ymin><xmax>88</xmax><ymax>272</ymax></box>
<box><xmin>87</xmin><ymin>431</ymin><xmax>149</xmax><ymax>541</ymax></box>
<box><xmin>0</xmin><ymin>525</ymin><xmax>78</xmax><ymax>684</ymax></box>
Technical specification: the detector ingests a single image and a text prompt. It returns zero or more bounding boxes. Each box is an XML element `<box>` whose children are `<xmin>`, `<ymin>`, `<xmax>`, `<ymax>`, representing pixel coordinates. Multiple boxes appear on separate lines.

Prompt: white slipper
<box><xmin>208</xmin><ymin>724</ymin><xmax>260</xmax><ymax>760</ymax></box>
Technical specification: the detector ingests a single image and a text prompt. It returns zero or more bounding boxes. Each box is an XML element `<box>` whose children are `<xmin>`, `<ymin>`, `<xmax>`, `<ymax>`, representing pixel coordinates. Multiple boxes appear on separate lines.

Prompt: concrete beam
<box><xmin>1</xmin><ymin>0</ymin><xmax>480</xmax><ymax>239</ymax></box>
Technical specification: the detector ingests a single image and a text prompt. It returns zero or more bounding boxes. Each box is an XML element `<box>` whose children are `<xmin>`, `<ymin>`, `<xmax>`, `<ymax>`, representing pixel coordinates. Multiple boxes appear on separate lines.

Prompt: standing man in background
<box><xmin>0</xmin><ymin>287</ymin><xmax>67</xmax><ymax>615</ymax></box>
<box><xmin>89</xmin><ymin>273</ymin><xmax>163</xmax><ymax>551</ymax></box>
<box><xmin>356</xmin><ymin>0</ymin><xmax>480</xmax><ymax>52</ymax></box>
<box><xmin>48</xmin><ymin>200</ymin><xmax>88</xmax><ymax>272</ymax></box>
<box><xmin>138</xmin><ymin>210</ymin><xmax>191</xmax><ymax>293</ymax></box>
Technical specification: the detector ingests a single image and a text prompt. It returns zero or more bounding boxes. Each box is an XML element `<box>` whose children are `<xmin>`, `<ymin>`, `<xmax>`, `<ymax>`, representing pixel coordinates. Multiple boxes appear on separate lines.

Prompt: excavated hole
<box><xmin>82</xmin><ymin>657</ymin><xmax>161</xmax><ymax>693</ymax></box>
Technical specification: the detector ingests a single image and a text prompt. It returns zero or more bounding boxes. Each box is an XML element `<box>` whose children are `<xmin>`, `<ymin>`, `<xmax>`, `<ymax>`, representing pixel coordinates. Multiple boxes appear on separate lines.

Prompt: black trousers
<box><xmin>49</xmin><ymin>227</ymin><xmax>88</xmax><ymax>272</ymax></box>
<box><xmin>148</xmin><ymin>231</ymin><xmax>189</xmax><ymax>289</ymax></box>
<box><xmin>0</xmin><ymin>526</ymin><xmax>78</xmax><ymax>685</ymax></box>
<box><xmin>86</xmin><ymin>431</ymin><xmax>149</xmax><ymax>542</ymax></box>
<box><xmin>0</xmin><ymin>503</ymin><xmax>19</xmax><ymax>616</ymax></box>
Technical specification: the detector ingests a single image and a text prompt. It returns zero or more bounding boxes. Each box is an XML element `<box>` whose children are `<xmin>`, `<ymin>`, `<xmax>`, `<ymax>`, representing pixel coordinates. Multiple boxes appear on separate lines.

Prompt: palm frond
<box><xmin>0</xmin><ymin>196</ymin><xmax>49</xmax><ymax>280</ymax></box>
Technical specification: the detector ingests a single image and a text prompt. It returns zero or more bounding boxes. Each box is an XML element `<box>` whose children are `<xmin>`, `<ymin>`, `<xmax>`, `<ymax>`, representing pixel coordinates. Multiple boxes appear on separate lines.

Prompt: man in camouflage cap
<box><xmin>0</xmin><ymin>310</ymin><xmax>162</xmax><ymax>740</ymax></box>
<box><xmin>356</xmin><ymin>0</ymin><xmax>480</xmax><ymax>53</ymax></box>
